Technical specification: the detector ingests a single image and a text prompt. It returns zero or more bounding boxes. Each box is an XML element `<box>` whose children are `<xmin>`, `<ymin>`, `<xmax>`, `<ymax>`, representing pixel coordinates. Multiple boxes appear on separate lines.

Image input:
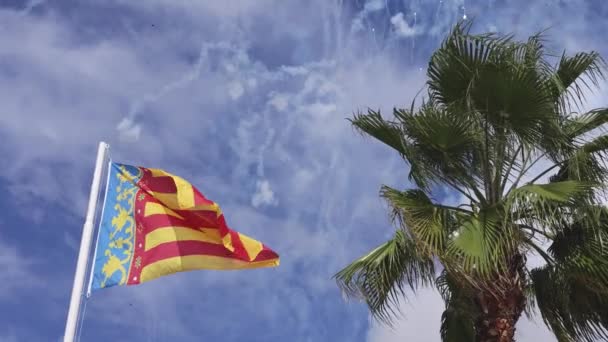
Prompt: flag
<box><xmin>89</xmin><ymin>163</ymin><xmax>279</xmax><ymax>292</ymax></box>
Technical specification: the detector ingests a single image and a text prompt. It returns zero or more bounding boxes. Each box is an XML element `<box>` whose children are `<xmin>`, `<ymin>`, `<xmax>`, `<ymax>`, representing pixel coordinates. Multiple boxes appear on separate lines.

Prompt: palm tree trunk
<box><xmin>474</xmin><ymin>255</ymin><xmax>526</xmax><ymax>342</ymax></box>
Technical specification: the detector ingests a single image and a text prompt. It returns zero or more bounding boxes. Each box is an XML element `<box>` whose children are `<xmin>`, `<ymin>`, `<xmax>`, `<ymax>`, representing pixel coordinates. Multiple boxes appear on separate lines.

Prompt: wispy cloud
<box><xmin>251</xmin><ymin>179</ymin><xmax>278</xmax><ymax>207</ymax></box>
<box><xmin>0</xmin><ymin>331</ymin><xmax>18</xmax><ymax>342</ymax></box>
<box><xmin>0</xmin><ymin>235</ymin><xmax>40</xmax><ymax>299</ymax></box>
<box><xmin>390</xmin><ymin>12</ymin><xmax>418</xmax><ymax>38</ymax></box>
<box><xmin>0</xmin><ymin>0</ymin><xmax>606</xmax><ymax>341</ymax></box>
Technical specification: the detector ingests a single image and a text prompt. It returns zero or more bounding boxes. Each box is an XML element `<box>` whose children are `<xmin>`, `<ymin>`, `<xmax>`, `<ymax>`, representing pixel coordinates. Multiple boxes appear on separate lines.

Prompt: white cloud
<box><xmin>366</xmin><ymin>288</ymin><xmax>557</xmax><ymax>342</ymax></box>
<box><xmin>364</xmin><ymin>0</ymin><xmax>385</xmax><ymax>12</ymax></box>
<box><xmin>390</xmin><ymin>13</ymin><xmax>418</xmax><ymax>38</ymax></box>
<box><xmin>251</xmin><ymin>179</ymin><xmax>278</xmax><ymax>207</ymax></box>
<box><xmin>21</xmin><ymin>0</ymin><xmax>45</xmax><ymax>15</ymax></box>
<box><xmin>350</xmin><ymin>0</ymin><xmax>385</xmax><ymax>34</ymax></box>
<box><xmin>63</xmin><ymin>231</ymin><xmax>79</xmax><ymax>251</ymax></box>
<box><xmin>228</xmin><ymin>80</ymin><xmax>245</xmax><ymax>100</ymax></box>
<box><xmin>351</xmin><ymin>17</ymin><xmax>366</xmax><ymax>34</ymax></box>
<box><xmin>0</xmin><ymin>237</ymin><xmax>39</xmax><ymax>299</ymax></box>
<box><xmin>109</xmin><ymin>0</ymin><xmax>275</xmax><ymax>18</ymax></box>
<box><xmin>0</xmin><ymin>331</ymin><xmax>18</xmax><ymax>342</ymax></box>
<box><xmin>268</xmin><ymin>92</ymin><xmax>289</xmax><ymax>111</ymax></box>
<box><xmin>0</xmin><ymin>0</ymin><xmax>606</xmax><ymax>340</ymax></box>
<box><xmin>307</xmin><ymin>102</ymin><xmax>337</xmax><ymax>118</ymax></box>
<box><xmin>247</xmin><ymin>77</ymin><xmax>258</xmax><ymax>89</ymax></box>
<box><xmin>281</xmin><ymin>65</ymin><xmax>309</xmax><ymax>76</ymax></box>
<box><xmin>116</xmin><ymin>117</ymin><xmax>142</xmax><ymax>141</ymax></box>
<box><xmin>122</xmin><ymin>40</ymin><xmax>210</xmax><ymax>120</ymax></box>
<box><xmin>366</xmin><ymin>288</ymin><xmax>444</xmax><ymax>342</ymax></box>
<box><xmin>292</xmin><ymin>168</ymin><xmax>317</xmax><ymax>193</ymax></box>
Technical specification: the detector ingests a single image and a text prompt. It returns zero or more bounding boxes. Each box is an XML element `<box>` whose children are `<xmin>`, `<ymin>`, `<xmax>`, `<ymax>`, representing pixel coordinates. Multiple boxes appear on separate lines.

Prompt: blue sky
<box><xmin>1</xmin><ymin>0</ymin><xmax>607</xmax><ymax>341</ymax></box>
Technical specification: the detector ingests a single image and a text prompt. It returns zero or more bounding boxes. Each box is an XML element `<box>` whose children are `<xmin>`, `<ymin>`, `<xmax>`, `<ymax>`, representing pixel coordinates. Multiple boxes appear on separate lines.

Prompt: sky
<box><xmin>0</xmin><ymin>0</ymin><xmax>607</xmax><ymax>341</ymax></box>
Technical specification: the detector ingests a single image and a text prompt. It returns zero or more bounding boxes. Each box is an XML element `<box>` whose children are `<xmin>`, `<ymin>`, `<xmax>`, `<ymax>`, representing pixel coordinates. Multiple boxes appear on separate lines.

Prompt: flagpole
<box><xmin>63</xmin><ymin>141</ymin><xmax>109</xmax><ymax>342</ymax></box>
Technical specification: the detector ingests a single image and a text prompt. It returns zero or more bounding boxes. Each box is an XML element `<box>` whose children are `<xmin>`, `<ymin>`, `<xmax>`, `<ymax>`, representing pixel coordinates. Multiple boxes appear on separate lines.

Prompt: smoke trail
<box><xmin>126</xmin><ymin>43</ymin><xmax>208</xmax><ymax>118</ymax></box>
<box><xmin>117</xmin><ymin>41</ymin><xmax>215</xmax><ymax>140</ymax></box>
<box><xmin>20</xmin><ymin>0</ymin><xmax>45</xmax><ymax>16</ymax></box>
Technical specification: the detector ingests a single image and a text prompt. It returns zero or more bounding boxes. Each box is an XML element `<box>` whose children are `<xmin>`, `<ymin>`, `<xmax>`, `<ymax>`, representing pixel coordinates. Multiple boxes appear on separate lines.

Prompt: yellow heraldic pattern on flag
<box><xmin>89</xmin><ymin>162</ymin><xmax>280</xmax><ymax>292</ymax></box>
<box><xmin>91</xmin><ymin>164</ymin><xmax>143</xmax><ymax>289</ymax></box>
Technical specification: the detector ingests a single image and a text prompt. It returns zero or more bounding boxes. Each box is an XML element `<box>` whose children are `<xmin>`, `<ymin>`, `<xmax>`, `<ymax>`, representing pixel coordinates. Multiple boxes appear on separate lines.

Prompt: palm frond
<box><xmin>506</xmin><ymin>181</ymin><xmax>597</xmax><ymax>235</ymax></box>
<box><xmin>469</xmin><ymin>55</ymin><xmax>557</xmax><ymax>145</ymax></box>
<box><xmin>550</xmin><ymin>150</ymin><xmax>608</xmax><ymax>187</ymax></box>
<box><xmin>531</xmin><ymin>209</ymin><xmax>608</xmax><ymax>341</ymax></box>
<box><xmin>380</xmin><ymin>186</ymin><xmax>464</xmax><ymax>254</ymax></box>
<box><xmin>446</xmin><ymin>207</ymin><xmax>510</xmax><ymax>278</ymax></box>
<box><xmin>553</xmin><ymin>51</ymin><xmax>606</xmax><ymax>111</ymax></box>
<box><xmin>532</xmin><ymin>265</ymin><xmax>608</xmax><ymax>341</ymax></box>
<box><xmin>437</xmin><ymin>270</ymin><xmax>477</xmax><ymax>342</ymax></box>
<box><xmin>440</xmin><ymin>305</ymin><xmax>477</xmax><ymax>342</ymax></box>
<box><xmin>349</xmin><ymin>109</ymin><xmax>434</xmax><ymax>189</ymax></box>
<box><xmin>563</xmin><ymin>108</ymin><xmax>608</xmax><ymax>140</ymax></box>
<box><xmin>341</xmin><ymin>21</ymin><xmax>608</xmax><ymax>340</ymax></box>
<box><xmin>395</xmin><ymin>101</ymin><xmax>487</xmax><ymax>201</ymax></box>
<box><xmin>510</xmin><ymin>181</ymin><xmax>593</xmax><ymax>203</ymax></box>
<box><xmin>427</xmin><ymin>20</ymin><xmax>513</xmax><ymax>108</ymax></box>
<box><xmin>349</xmin><ymin>109</ymin><xmax>407</xmax><ymax>155</ymax></box>
<box><xmin>400</xmin><ymin>103</ymin><xmax>480</xmax><ymax>159</ymax></box>
<box><xmin>427</xmin><ymin>20</ymin><xmax>572</xmax><ymax>165</ymax></box>
<box><xmin>334</xmin><ymin>230</ymin><xmax>435</xmax><ymax>325</ymax></box>
<box><xmin>582</xmin><ymin>134</ymin><xmax>608</xmax><ymax>154</ymax></box>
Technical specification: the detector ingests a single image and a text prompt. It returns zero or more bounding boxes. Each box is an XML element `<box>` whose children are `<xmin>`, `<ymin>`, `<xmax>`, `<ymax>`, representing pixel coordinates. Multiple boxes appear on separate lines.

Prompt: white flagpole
<box><xmin>63</xmin><ymin>141</ymin><xmax>109</xmax><ymax>342</ymax></box>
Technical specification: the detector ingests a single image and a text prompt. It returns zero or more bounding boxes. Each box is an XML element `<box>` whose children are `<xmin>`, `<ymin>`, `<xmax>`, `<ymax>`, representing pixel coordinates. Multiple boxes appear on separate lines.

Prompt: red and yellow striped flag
<box><xmin>90</xmin><ymin>163</ymin><xmax>279</xmax><ymax>291</ymax></box>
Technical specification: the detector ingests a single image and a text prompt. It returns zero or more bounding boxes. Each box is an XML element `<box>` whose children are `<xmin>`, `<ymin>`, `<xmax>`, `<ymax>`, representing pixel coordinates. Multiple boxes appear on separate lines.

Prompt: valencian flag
<box><xmin>88</xmin><ymin>162</ymin><xmax>280</xmax><ymax>292</ymax></box>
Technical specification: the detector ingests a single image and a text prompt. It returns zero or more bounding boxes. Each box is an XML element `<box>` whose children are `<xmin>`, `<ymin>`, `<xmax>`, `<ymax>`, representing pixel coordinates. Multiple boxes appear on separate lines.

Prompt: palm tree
<box><xmin>335</xmin><ymin>21</ymin><xmax>608</xmax><ymax>342</ymax></box>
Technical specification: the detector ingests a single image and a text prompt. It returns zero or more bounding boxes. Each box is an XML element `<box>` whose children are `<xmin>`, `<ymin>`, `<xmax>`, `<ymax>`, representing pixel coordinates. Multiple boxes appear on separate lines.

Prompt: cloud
<box><xmin>364</xmin><ymin>0</ymin><xmax>385</xmax><ymax>12</ymax></box>
<box><xmin>108</xmin><ymin>0</ymin><xmax>275</xmax><ymax>19</ymax></box>
<box><xmin>390</xmin><ymin>13</ymin><xmax>418</xmax><ymax>38</ymax></box>
<box><xmin>116</xmin><ymin>117</ymin><xmax>142</xmax><ymax>141</ymax></box>
<box><xmin>228</xmin><ymin>80</ymin><xmax>245</xmax><ymax>100</ymax></box>
<box><xmin>0</xmin><ymin>4</ymin><xmax>409</xmax><ymax>339</ymax></box>
<box><xmin>366</xmin><ymin>288</ymin><xmax>444</xmax><ymax>342</ymax></box>
<box><xmin>365</xmin><ymin>288</ymin><xmax>557</xmax><ymax>342</ymax></box>
<box><xmin>251</xmin><ymin>179</ymin><xmax>278</xmax><ymax>207</ymax></box>
<box><xmin>21</xmin><ymin>0</ymin><xmax>45</xmax><ymax>15</ymax></box>
<box><xmin>120</xmin><ymin>40</ymin><xmax>211</xmax><ymax>123</ymax></box>
<box><xmin>0</xmin><ymin>236</ymin><xmax>39</xmax><ymax>300</ymax></box>
<box><xmin>268</xmin><ymin>92</ymin><xmax>289</xmax><ymax>111</ymax></box>
<box><xmin>63</xmin><ymin>231</ymin><xmax>79</xmax><ymax>251</ymax></box>
<box><xmin>0</xmin><ymin>0</ymin><xmax>607</xmax><ymax>341</ymax></box>
<box><xmin>0</xmin><ymin>331</ymin><xmax>18</xmax><ymax>342</ymax></box>
<box><xmin>350</xmin><ymin>0</ymin><xmax>386</xmax><ymax>33</ymax></box>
